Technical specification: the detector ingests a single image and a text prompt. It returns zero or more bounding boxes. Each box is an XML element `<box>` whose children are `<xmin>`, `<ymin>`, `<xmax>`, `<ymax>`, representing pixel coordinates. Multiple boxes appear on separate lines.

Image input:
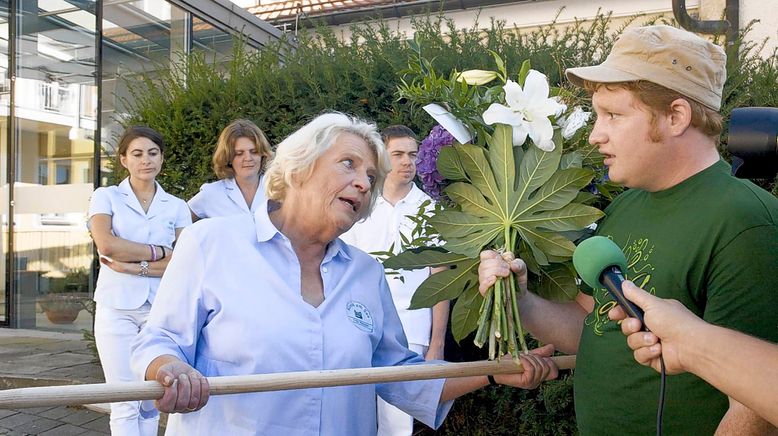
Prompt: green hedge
<box><xmin>121</xmin><ymin>12</ymin><xmax>777</xmax><ymax>435</ymax></box>
<box><xmin>122</xmin><ymin>13</ymin><xmax>776</xmax><ymax>199</ymax></box>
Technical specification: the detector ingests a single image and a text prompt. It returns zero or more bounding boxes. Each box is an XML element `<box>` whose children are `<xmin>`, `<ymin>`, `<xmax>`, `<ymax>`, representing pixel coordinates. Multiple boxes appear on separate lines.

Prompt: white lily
<box><xmin>482</xmin><ymin>70</ymin><xmax>565</xmax><ymax>152</ymax></box>
<box><xmin>559</xmin><ymin>106</ymin><xmax>592</xmax><ymax>140</ymax></box>
<box><xmin>423</xmin><ymin>103</ymin><xmax>472</xmax><ymax>144</ymax></box>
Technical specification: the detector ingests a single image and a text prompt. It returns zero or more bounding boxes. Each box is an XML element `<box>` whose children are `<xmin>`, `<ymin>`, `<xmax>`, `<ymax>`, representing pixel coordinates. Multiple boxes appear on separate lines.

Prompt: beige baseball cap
<box><xmin>566</xmin><ymin>25</ymin><xmax>727</xmax><ymax>111</ymax></box>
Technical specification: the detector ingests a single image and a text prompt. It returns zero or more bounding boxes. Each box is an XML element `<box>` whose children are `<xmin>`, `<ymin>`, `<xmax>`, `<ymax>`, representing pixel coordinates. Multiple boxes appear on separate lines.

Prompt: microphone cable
<box><xmin>656</xmin><ymin>351</ymin><xmax>667</xmax><ymax>436</ymax></box>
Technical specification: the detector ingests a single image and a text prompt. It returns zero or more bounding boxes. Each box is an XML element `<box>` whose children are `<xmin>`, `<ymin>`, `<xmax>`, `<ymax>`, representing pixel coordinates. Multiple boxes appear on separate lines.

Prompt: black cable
<box><xmin>656</xmin><ymin>355</ymin><xmax>667</xmax><ymax>436</ymax></box>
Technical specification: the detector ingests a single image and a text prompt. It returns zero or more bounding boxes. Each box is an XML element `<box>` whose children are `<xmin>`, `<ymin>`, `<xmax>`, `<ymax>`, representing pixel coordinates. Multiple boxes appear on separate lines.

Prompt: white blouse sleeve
<box><xmin>372</xmin><ymin>276</ymin><xmax>453</xmax><ymax>429</ymax></box>
<box><xmin>187</xmin><ymin>184</ymin><xmax>210</xmax><ymax>219</ymax></box>
<box><xmin>131</xmin><ymin>226</ymin><xmax>208</xmax><ymax>378</ymax></box>
<box><xmin>87</xmin><ymin>187</ymin><xmax>113</xmax><ymax>219</ymax></box>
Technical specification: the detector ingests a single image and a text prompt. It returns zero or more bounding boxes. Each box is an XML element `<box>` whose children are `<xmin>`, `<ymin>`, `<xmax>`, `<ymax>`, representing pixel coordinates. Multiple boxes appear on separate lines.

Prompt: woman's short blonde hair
<box><xmin>212</xmin><ymin>119</ymin><xmax>273</xmax><ymax>179</ymax></box>
<box><xmin>265</xmin><ymin>113</ymin><xmax>390</xmax><ymax>215</ymax></box>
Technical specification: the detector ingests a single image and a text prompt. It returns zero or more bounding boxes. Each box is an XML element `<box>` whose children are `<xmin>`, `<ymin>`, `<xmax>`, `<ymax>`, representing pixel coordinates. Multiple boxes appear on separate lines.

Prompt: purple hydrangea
<box><xmin>416</xmin><ymin>125</ymin><xmax>456</xmax><ymax>201</ymax></box>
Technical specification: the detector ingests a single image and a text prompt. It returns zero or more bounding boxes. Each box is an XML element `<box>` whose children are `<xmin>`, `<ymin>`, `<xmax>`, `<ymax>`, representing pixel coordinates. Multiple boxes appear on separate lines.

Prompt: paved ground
<box><xmin>0</xmin><ymin>329</ymin><xmax>164</xmax><ymax>435</ymax></box>
<box><xmin>0</xmin><ymin>405</ymin><xmax>109</xmax><ymax>435</ymax></box>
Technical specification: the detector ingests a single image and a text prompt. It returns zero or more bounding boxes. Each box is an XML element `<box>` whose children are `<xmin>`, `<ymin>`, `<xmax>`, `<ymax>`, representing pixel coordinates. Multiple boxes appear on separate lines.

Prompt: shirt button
<box><xmin>322</xmin><ymin>266</ymin><xmax>328</xmax><ymax>273</ymax></box>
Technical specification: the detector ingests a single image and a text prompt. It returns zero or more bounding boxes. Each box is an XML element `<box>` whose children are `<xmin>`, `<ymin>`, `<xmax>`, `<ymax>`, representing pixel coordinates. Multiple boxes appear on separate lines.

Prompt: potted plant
<box><xmin>39</xmin><ymin>268</ymin><xmax>91</xmax><ymax>325</ymax></box>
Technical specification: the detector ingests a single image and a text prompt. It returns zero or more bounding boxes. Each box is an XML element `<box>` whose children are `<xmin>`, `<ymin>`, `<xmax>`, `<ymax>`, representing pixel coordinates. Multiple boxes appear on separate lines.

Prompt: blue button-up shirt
<box><xmin>132</xmin><ymin>201</ymin><xmax>452</xmax><ymax>435</ymax></box>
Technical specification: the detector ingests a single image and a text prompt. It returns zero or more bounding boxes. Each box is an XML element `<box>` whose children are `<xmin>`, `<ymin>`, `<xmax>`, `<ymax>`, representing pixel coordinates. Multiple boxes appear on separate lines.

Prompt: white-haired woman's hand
<box><xmin>151</xmin><ymin>357</ymin><xmax>210</xmax><ymax>414</ymax></box>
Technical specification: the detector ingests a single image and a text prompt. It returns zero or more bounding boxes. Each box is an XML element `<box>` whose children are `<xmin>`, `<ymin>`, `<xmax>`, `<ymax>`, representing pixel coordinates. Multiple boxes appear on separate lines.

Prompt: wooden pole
<box><xmin>0</xmin><ymin>355</ymin><xmax>575</xmax><ymax>409</ymax></box>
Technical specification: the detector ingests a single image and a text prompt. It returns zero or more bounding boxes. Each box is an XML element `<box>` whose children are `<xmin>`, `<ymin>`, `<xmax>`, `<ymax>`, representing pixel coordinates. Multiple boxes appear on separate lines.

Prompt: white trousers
<box><xmin>377</xmin><ymin>343</ymin><xmax>427</xmax><ymax>436</ymax></box>
<box><xmin>94</xmin><ymin>302</ymin><xmax>159</xmax><ymax>436</ymax></box>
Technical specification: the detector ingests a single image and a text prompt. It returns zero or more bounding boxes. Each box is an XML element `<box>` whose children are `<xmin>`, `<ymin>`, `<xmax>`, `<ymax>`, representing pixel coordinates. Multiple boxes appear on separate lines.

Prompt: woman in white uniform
<box><xmin>188</xmin><ymin>119</ymin><xmax>273</xmax><ymax>221</ymax></box>
<box><xmin>131</xmin><ymin>113</ymin><xmax>558</xmax><ymax>436</ymax></box>
<box><xmin>88</xmin><ymin>126</ymin><xmax>192</xmax><ymax>435</ymax></box>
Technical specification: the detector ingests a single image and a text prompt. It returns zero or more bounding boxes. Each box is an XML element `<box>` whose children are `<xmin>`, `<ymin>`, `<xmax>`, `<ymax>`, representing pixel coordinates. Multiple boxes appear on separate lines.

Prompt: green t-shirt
<box><xmin>575</xmin><ymin>160</ymin><xmax>778</xmax><ymax>436</ymax></box>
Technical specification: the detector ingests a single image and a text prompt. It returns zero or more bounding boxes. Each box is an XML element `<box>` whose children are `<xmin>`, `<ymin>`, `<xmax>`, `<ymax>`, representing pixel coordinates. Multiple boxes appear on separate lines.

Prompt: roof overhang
<box><xmin>168</xmin><ymin>0</ymin><xmax>286</xmax><ymax>48</ymax></box>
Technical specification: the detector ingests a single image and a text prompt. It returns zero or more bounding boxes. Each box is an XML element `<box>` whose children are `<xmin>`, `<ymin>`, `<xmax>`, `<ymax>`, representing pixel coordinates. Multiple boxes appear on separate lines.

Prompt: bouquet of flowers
<box><xmin>384</xmin><ymin>43</ymin><xmax>605</xmax><ymax>360</ymax></box>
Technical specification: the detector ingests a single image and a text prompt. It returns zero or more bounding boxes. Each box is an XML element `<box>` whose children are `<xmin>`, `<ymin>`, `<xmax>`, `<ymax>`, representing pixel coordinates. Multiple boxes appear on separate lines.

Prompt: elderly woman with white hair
<box><xmin>131</xmin><ymin>113</ymin><xmax>558</xmax><ymax>435</ymax></box>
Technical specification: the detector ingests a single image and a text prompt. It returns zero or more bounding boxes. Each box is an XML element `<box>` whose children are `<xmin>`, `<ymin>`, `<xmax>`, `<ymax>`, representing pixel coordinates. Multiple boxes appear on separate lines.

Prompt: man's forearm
<box><xmin>518</xmin><ymin>291</ymin><xmax>588</xmax><ymax>355</ymax></box>
<box><xmin>687</xmin><ymin>325</ymin><xmax>778</xmax><ymax>429</ymax></box>
<box><xmin>428</xmin><ymin>300</ymin><xmax>450</xmax><ymax>358</ymax></box>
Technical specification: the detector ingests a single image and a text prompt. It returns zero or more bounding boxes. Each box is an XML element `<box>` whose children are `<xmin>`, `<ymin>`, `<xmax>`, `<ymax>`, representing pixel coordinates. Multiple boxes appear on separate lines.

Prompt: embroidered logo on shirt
<box><xmin>346</xmin><ymin>301</ymin><xmax>374</xmax><ymax>333</ymax></box>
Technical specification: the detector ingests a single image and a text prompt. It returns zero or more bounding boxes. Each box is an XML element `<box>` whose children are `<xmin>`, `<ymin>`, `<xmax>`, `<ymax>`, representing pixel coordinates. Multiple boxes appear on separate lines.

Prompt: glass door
<box><xmin>10</xmin><ymin>0</ymin><xmax>98</xmax><ymax>331</ymax></box>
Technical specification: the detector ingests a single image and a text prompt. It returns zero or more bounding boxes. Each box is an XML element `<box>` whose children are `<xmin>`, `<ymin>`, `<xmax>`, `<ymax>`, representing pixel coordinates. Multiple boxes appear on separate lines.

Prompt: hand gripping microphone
<box><xmin>572</xmin><ymin>236</ymin><xmax>645</xmax><ymax>327</ymax></box>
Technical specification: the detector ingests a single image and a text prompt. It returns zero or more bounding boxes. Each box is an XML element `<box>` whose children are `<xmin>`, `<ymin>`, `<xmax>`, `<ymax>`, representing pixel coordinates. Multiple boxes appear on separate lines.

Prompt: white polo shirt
<box><xmin>341</xmin><ymin>184</ymin><xmax>436</xmax><ymax>347</ymax></box>
<box><xmin>88</xmin><ymin>178</ymin><xmax>192</xmax><ymax>310</ymax></box>
<box><xmin>187</xmin><ymin>176</ymin><xmax>266</xmax><ymax>219</ymax></box>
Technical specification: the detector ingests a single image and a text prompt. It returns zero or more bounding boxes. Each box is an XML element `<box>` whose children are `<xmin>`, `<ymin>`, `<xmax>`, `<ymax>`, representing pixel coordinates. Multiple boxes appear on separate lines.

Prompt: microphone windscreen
<box><xmin>572</xmin><ymin>236</ymin><xmax>629</xmax><ymax>289</ymax></box>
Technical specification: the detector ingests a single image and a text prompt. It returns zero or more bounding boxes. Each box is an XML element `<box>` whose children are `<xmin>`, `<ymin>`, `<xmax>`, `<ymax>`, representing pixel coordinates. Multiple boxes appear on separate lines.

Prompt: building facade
<box><xmin>249</xmin><ymin>0</ymin><xmax>775</xmax><ymax>58</ymax></box>
<box><xmin>1</xmin><ymin>0</ymin><xmax>280</xmax><ymax>331</ymax></box>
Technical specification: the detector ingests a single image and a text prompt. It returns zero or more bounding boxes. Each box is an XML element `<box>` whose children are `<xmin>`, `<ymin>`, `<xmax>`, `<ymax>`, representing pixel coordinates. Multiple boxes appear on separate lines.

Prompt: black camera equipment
<box><xmin>728</xmin><ymin>107</ymin><xmax>778</xmax><ymax>180</ymax></box>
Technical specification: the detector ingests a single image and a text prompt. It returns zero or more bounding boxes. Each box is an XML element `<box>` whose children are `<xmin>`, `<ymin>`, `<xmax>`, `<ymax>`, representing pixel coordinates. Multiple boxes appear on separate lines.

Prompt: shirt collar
<box><xmin>253</xmin><ymin>199</ymin><xmax>352</xmax><ymax>262</ymax></box>
<box><xmin>118</xmin><ymin>177</ymin><xmax>168</xmax><ymax>197</ymax></box>
<box><xmin>379</xmin><ymin>183</ymin><xmax>426</xmax><ymax>205</ymax></box>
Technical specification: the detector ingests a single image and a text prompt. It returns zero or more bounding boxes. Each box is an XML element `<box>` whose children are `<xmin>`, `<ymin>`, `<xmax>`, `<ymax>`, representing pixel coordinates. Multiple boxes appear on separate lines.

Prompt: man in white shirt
<box><xmin>341</xmin><ymin>125</ymin><xmax>449</xmax><ymax>436</ymax></box>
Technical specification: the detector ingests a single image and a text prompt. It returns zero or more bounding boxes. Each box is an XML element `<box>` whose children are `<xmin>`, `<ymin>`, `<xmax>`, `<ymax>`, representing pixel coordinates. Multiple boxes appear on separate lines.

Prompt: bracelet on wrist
<box><xmin>149</xmin><ymin>244</ymin><xmax>157</xmax><ymax>262</ymax></box>
<box><xmin>158</xmin><ymin>245</ymin><xmax>166</xmax><ymax>260</ymax></box>
<box><xmin>139</xmin><ymin>260</ymin><xmax>150</xmax><ymax>277</ymax></box>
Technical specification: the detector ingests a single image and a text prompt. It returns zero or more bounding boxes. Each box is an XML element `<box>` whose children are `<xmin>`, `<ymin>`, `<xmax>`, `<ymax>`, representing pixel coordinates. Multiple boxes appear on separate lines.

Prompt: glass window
<box><xmin>11</xmin><ymin>0</ymin><xmax>97</xmax><ymax>331</ymax></box>
<box><xmin>101</xmin><ymin>0</ymin><xmax>188</xmax><ymax>180</ymax></box>
<box><xmin>0</xmin><ymin>3</ymin><xmax>9</xmax><ymax>325</ymax></box>
<box><xmin>192</xmin><ymin>15</ymin><xmax>233</xmax><ymax>63</ymax></box>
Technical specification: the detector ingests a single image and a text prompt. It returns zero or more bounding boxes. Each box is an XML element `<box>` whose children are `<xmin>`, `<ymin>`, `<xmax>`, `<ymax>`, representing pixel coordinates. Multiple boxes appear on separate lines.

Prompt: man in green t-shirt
<box><xmin>478</xmin><ymin>25</ymin><xmax>778</xmax><ymax>435</ymax></box>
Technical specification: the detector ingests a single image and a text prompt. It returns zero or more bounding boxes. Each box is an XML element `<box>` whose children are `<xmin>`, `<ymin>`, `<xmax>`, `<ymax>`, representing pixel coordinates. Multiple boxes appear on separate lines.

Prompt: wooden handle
<box><xmin>0</xmin><ymin>355</ymin><xmax>575</xmax><ymax>409</ymax></box>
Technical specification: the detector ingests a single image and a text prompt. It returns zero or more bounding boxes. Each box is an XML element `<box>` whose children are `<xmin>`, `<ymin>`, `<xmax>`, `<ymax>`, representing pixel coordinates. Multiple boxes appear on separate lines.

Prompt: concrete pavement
<box><xmin>0</xmin><ymin>328</ymin><xmax>165</xmax><ymax>435</ymax></box>
<box><xmin>0</xmin><ymin>328</ymin><xmax>108</xmax><ymax>435</ymax></box>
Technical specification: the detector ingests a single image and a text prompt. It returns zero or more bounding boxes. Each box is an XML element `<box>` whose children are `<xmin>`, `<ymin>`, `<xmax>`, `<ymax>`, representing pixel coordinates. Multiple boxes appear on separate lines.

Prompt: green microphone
<box><xmin>573</xmin><ymin>236</ymin><xmax>645</xmax><ymax>325</ymax></box>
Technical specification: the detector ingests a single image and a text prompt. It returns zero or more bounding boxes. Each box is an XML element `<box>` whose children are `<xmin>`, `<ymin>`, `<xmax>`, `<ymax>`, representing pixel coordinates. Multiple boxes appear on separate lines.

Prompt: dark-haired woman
<box><xmin>88</xmin><ymin>126</ymin><xmax>191</xmax><ymax>435</ymax></box>
<box><xmin>188</xmin><ymin>119</ymin><xmax>273</xmax><ymax>221</ymax></box>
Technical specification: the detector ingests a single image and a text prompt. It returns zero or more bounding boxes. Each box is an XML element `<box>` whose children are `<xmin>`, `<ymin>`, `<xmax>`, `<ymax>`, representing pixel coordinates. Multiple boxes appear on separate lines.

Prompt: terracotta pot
<box><xmin>44</xmin><ymin>307</ymin><xmax>81</xmax><ymax>324</ymax></box>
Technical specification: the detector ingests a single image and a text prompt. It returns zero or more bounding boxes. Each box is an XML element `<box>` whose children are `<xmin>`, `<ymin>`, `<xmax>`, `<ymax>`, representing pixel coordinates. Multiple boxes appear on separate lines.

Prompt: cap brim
<box><xmin>566</xmin><ymin>64</ymin><xmax>643</xmax><ymax>88</ymax></box>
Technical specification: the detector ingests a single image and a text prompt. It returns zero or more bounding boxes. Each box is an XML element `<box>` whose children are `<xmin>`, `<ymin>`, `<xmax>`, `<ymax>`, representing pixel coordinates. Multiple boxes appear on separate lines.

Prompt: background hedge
<box><xmin>121</xmin><ymin>12</ymin><xmax>778</xmax><ymax>435</ymax></box>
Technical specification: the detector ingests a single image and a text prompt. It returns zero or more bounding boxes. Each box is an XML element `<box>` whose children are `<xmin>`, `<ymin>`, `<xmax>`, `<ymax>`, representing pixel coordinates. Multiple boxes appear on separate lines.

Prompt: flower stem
<box><xmin>473</xmin><ymin>287</ymin><xmax>493</xmax><ymax>348</ymax></box>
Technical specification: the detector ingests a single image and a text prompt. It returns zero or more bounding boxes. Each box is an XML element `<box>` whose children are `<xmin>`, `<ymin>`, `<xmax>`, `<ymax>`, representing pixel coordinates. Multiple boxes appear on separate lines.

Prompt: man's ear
<box><xmin>668</xmin><ymin>98</ymin><xmax>693</xmax><ymax>137</ymax></box>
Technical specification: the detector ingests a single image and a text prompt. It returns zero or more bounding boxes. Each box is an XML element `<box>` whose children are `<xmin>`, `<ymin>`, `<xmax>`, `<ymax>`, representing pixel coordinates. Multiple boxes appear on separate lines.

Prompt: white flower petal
<box><xmin>552</xmin><ymin>96</ymin><xmax>568</xmax><ymax>117</ymax></box>
<box><xmin>561</xmin><ymin>107</ymin><xmax>591</xmax><ymax>139</ymax></box>
<box><xmin>523</xmin><ymin>70</ymin><xmax>551</xmax><ymax>105</ymax></box>
<box><xmin>528</xmin><ymin>117</ymin><xmax>554</xmax><ymax>149</ymax></box>
<box><xmin>535</xmin><ymin>99</ymin><xmax>566</xmax><ymax>118</ymax></box>
<box><xmin>456</xmin><ymin>69</ymin><xmax>499</xmax><ymax>86</ymax></box>
<box><xmin>502</xmin><ymin>80</ymin><xmax>527</xmax><ymax>110</ymax></box>
<box><xmin>536</xmin><ymin>138</ymin><xmax>556</xmax><ymax>152</ymax></box>
<box><xmin>483</xmin><ymin>103</ymin><xmax>520</xmax><ymax>126</ymax></box>
<box><xmin>512</xmin><ymin>124</ymin><xmax>529</xmax><ymax>146</ymax></box>
<box><xmin>423</xmin><ymin>103</ymin><xmax>472</xmax><ymax>144</ymax></box>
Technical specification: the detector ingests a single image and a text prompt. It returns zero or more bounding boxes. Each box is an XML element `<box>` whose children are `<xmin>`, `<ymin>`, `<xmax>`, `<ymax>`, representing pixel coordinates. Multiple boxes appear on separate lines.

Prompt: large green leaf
<box><xmin>536</xmin><ymin>263</ymin><xmax>579</xmax><ymax>301</ymax></box>
<box><xmin>456</xmin><ymin>144</ymin><xmax>502</xmax><ymax>207</ymax></box>
<box><xmin>382</xmin><ymin>247</ymin><xmax>469</xmax><ymax>270</ymax></box>
<box><xmin>437</xmin><ymin>146</ymin><xmax>467</xmax><ymax>181</ymax></box>
<box><xmin>451</xmin><ymin>285</ymin><xmax>483</xmax><ymax>342</ymax></box>
<box><xmin>444</xmin><ymin>183</ymin><xmax>497</xmax><ymax>218</ymax></box>
<box><xmin>428</xmin><ymin>126</ymin><xmax>602</xmax><ymax>265</ymax></box>
<box><xmin>409</xmin><ymin>258</ymin><xmax>479</xmax><ymax>308</ymax></box>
